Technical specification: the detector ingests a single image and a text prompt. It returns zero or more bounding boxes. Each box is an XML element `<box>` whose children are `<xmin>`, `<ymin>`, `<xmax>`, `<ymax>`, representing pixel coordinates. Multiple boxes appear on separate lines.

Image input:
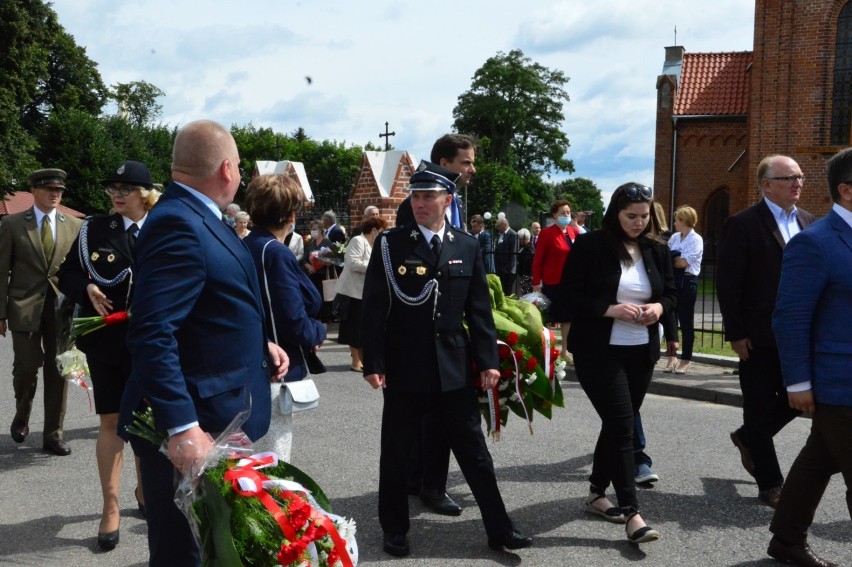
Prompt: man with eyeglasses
<box><xmin>717</xmin><ymin>155</ymin><xmax>815</xmax><ymax>509</ymax></box>
<box><xmin>0</xmin><ymin>168</ymin><xmax>82</xmax><ymax>456</ymax></box>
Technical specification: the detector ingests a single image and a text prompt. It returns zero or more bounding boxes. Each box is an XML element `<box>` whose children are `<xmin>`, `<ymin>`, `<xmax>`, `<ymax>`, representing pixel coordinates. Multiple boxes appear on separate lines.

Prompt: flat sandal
<box><xmin>584</xmin><ymin>494</ymin><xmax>626</xmax><ymax>524</ymax></box>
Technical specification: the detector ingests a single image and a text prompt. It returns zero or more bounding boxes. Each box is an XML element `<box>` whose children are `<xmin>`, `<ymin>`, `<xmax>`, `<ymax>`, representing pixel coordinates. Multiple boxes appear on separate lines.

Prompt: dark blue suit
<box><xmin>119</xmin><ymin>182</ymin><xmax>272</xmax><ymax>566</ymax></box>
<box><xmin>770</xmin><ymin>208</ymin><xmax>852</xmax><ymax>547</ymax></box>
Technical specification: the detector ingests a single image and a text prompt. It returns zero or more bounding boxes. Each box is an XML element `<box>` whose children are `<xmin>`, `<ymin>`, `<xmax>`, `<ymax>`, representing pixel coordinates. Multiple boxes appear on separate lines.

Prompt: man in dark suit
<box><xmin>362</xmin><ymin>162</ymin><xmax>532</xmax><ymax>558</ymax></box>
<box><xmin>322</xmin><ymin>210</ymin><xmax>346</xmax><ymax>244</ymax></box>
<box><xmin>765</xmin><ymin>148</ymin><xmax>852</xmax><ymax>567</ymax></box>
<box><xmin>0</xmin><ymin>168</ymin><xmax>82</xmax><ymax>456</ymax></box>
<box><xmin>494</xmin><ymin>217</ymin><xmax>517</xmax><ymax>295</ymax></box>
<box><xmin>717</xmin><ymin>154</ymin><xmax>815</xmax><ymax>509</ymax></box>
<box><xmin>470</xmin><ymin>214</ymin><xmax>495</xmax><ymax>274</ymax></box>
<box><xmin>118</xmin><ymin>120</ymin><xmax>288</xmax><ymax>566</ymax></box>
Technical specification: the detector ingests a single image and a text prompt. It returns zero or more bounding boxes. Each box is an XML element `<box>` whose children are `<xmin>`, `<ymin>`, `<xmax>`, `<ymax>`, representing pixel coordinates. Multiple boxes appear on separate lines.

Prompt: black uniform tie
<box><xmin>430</xmin><ymin>234</ymin><xmax>442</xmax><ymax>262</ymax></box>
<box><xmin>127</xmin><ymin>223</ymin><xmax>138</xmax><ymax>253</ymax></box>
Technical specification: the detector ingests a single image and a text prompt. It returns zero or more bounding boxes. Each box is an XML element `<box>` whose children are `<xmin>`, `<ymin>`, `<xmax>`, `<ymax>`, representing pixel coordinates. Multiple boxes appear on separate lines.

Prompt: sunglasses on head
<box><xmin>621</xmin><ymin>184</ymin><xmax>653</xmax><ymax>201</ymax></box>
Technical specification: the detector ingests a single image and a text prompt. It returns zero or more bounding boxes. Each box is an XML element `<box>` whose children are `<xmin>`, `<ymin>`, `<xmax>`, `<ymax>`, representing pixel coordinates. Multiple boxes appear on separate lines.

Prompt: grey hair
<box><xmin>322</xmin><ymin>210</ymin><xmax>336</xmax><ymax>223</ymax></box>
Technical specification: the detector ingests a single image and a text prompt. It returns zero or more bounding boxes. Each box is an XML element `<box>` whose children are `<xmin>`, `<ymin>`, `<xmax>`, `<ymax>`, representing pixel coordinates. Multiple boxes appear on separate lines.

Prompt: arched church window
<box><xmin>831</xmin><ymin>3</ymin><xmax>852</xmax><ymax>145</ymax></box>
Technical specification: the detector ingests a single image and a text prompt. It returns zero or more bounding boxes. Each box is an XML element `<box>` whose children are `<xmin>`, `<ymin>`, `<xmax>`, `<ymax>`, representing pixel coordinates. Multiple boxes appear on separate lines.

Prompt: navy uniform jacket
<box><xmin>118</xmin><ymin>183</ymin><xmax>272</xmax><ymax>441</ymax></box>
<box><xmin>58</xmin><ymin>213</ymin><xmax>135</xmax><ymax>364</ymax></box>
<box><xmin>361</xmin><ymin>222</ymin><xmax>498</xmax><ymax>393</ymax></box>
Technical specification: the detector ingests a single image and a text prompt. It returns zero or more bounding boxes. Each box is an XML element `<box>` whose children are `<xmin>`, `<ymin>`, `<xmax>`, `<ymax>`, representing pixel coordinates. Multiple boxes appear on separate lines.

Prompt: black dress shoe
<box><xmin>767</xmin><ymin>537</ymin><xmax>838</xmax><ymax>567</ymax></box>
<box><xmin>730</xmin><ymin>430</ymin><xmax>755</xmax><ymax>477</ymax></box>
<box><xmin>383</xmin><ymin>532</ymin><xmax>410</xmax><ymax>557</ymax></box>
<box><xmin>419</xmin><ymin>489</ymin><xmax>462</xmax><ymax>516</ymax></box>
<box><xmin>759</xmin><ymin>486</ymin><xmax>782</xmax><ymax>509</ymax></box>
<box><xmin>43</xmin><ymin>438</ymin><xmax>71</xmax><ymax>456</ymax></box>
<box><xmin>135</xmin><ymin>486</ymin><xmax>146</xmax><ymax>519</ymax></box>
<box><xmin>97</xmin><ymin>529</ymin><xmax>120</xmax><ymax>551</ymax></box>
<box><xmin>488</xmin><ymin>530</ymin><xmax>533</xmax><ymax>551</ymax></box>
<box><xmin>10</xmin><ymin>419</ymin><xmax>28</xmax><ymax>443</ymax></box>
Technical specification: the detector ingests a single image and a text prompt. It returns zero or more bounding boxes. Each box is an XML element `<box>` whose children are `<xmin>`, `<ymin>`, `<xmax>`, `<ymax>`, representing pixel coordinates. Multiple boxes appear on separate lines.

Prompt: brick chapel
<box><xmin>653</xmin><ymin>0</ymin><xmax>851</xmax><ymax>255</ymax></box>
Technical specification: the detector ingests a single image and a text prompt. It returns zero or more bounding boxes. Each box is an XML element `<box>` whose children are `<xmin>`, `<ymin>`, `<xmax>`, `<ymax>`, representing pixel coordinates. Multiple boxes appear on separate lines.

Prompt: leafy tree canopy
<box><xmin>552</xmin><ymin>177</ymin><xmax>605</xmax><ymax>230</ymax></box>
<box><xmin>110</xmin><ymin>81</ymin><xmax>165</xmax><ymax>126</ymax></box>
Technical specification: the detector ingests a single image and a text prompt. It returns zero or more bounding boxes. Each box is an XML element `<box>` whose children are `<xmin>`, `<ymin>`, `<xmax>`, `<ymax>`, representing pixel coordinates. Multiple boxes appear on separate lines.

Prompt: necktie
<box><xmin>430</xmin><ymin>234</ymin><xmax>442</xmax><ymax>262</ymax></box>
<box><xmin>127</xmin><ymin>223</ymin><xmax>138</xmax><ymax>253</ymax></box>
<box><xmin>41</xmin><ymin>216</ymin><xmax>54</xmax><ymax>260</ymax></box>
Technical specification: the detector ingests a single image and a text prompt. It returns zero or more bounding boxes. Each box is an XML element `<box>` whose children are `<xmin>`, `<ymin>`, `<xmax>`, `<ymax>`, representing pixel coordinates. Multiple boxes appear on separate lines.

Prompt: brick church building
<box><xmin>653</xmin><ymin>0</ymin><xmax>851</xmax><ymax>254</ymax></box>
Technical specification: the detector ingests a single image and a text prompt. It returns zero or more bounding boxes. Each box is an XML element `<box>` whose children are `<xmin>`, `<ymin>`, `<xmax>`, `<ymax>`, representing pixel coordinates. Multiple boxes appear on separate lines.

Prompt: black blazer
<box><xmin>361</xmin><ymin>222</ymin><xmax>498</xmax><ymax>393</ymax></box>
<box><xmin>58</xmin><ymin>213</ymin><xmax>135</xmax><ymax>365</ymax></box>
<box><xmin>561</xmin><ymin>229</ymin><xmax>678</xmax><ymax>362</ymax></box>
<box><xmin>716</xmin><ymin>199</ymin><xmax>815</xmax><ymax>348</ymax></box>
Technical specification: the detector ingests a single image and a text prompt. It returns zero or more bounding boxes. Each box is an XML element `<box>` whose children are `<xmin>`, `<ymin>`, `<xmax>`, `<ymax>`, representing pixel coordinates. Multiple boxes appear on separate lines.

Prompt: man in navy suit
<box><xmin>119</xmin><ymin>120</ymin><xmax>288</xmax><ymax>566</ymax></box>
<box><xmin>717</xmin><ymin>154</ymin><xmax>814</xmax><ymax>508</ymax></box>
<box><xmin>322</xmin><ymin>210</ymin><xmax>346</xmax><ymax>244</ymax></box>
<box><xmin>765</xmin><ymin>148</ymin><xmax>852</xmax><ymax>567</ymax></box>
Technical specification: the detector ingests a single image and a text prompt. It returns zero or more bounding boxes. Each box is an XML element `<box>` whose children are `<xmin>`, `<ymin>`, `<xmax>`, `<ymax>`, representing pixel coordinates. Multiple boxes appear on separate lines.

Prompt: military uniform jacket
<box><xmin>58</xmin><ymin>214</ymin><xmax>136</xmax><ymax>363</ymax></box>
<box><xmin>361</xmin><ymin>222</ymin><xmax>499</xmax><ymax>393</ymax></box>
<box><xmin>0</xmin><ymin>207</ymin><xmax>81</xmax><ymax>331</ymax></box>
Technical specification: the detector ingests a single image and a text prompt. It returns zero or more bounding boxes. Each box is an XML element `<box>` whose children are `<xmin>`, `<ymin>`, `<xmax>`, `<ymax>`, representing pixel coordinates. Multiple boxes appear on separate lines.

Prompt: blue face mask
<box><xmin>556</xmin><ymin>215</ymin><xmax>571</xmax><ymax>228</ymax></box>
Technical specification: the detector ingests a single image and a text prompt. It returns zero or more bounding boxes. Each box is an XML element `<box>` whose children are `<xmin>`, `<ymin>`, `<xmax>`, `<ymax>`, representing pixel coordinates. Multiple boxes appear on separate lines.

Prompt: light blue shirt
<box><xmin>763</xmin><ymin>197</ymin><xmax>800</xmax><ymax>243</ymax></box>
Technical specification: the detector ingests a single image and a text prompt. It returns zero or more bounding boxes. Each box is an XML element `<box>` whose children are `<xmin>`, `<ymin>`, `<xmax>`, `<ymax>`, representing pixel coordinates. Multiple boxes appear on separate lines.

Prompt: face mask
<box><xmin>556</xmin><ymin>215</ymin><xmax>570</xmax><ymax>228</ymax></box>
<box><xmin>310</xmin><ymin>230</ymin><xmax>320</xmax><ymax>239</ymax></box>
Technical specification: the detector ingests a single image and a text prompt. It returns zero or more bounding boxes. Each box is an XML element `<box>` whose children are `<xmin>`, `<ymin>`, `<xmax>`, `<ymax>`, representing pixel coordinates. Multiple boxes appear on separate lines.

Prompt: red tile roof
<box><xmin>674</xmin><ymin>51</ymin><xmax>752</xmax><ymax>116</ymax></box>
<box><xmin>0</xmin><ymin>192</ymin><xmax>85</xmax><ymax>218</ymax></box>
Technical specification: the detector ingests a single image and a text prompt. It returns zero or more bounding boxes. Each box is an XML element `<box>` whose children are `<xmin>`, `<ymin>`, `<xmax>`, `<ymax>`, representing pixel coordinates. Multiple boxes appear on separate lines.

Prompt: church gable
<box><xmin>674</xmin><ymin>52</ymin><xmax>752</xmax><ymax>116</ymax></box>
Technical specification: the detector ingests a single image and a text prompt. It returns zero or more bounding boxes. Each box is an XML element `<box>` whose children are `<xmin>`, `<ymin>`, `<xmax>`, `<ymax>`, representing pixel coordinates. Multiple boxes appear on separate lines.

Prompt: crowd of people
<box><xmin>0</xmin><ymin>121</ymin><xmax>848</xmax><ymax>567</ymax></box>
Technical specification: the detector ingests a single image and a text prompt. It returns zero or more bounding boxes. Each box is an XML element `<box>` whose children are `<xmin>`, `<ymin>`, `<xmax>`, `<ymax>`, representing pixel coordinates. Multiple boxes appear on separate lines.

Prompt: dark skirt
<box><xmin>337</xmin><ymin>296</ymin><xmax>363</xmax><ymax>348</ymax></box>
<box><xmin>86</xmin><ymin>354</ymin><xmax>132</xmax><ymax>415</ymax></box>
<box><xmin>542</xmin><ymin>283</ymin><xmax>572</xmax><ymax>323</ymax></box>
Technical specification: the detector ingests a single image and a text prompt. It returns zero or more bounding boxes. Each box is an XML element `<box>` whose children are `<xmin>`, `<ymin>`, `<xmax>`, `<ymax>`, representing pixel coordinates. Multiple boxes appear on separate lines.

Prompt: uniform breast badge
<box><xmin>106</xmin><ymin>253</ymin><xmax>116</xmax><ymax>263</ymax></box>
<box><xmin>416</xmin><ymin>266</ymin><xmax>427</xmax><ymax>276</ymax></box>
<box><xmin>397</xmin><ymin>265</ymin><xmax>407</xmax><ymax>275</ymax></box>
<box><xmin>91</xmin><ymin>252</ymin><xmax>100</xmax><ymax>261</ymax></box>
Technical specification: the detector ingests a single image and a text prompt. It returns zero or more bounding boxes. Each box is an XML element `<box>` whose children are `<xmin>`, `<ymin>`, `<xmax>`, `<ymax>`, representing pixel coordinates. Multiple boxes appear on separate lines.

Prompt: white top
<box><xmin>610</xmin><ymin>257</ymin><xmax>652</xmax><ymax>346</ymax></box>
<box><xmin>288</xmin><ymin>232</ymin><xmax>305</xmax><ymax>262</ymax></box>
<box><xmin>668</xmin><ymin>229</ymin><xmax>704</xmax><ymax>276</ymax></box>
<box><xmin>335</xmin><ymin>234</ymin><xmax>372</xmax><ymax>300</ymax></box>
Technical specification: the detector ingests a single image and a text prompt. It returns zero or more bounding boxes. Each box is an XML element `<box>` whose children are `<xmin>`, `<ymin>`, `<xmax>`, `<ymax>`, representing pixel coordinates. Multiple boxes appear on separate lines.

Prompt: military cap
<box><xmin>28</xmin><ymin>168</ymin><xmax>67</xmax><ymax>189</ymax></box>
<box><xmin>408</xmin><ymin>160</ymin><xmax>461</xmax><ymax>194</ymax></box>
<box><xmin>100</xmin><ymin>160</ymin><xmax>154</xmax><ymax>188</ymax></box>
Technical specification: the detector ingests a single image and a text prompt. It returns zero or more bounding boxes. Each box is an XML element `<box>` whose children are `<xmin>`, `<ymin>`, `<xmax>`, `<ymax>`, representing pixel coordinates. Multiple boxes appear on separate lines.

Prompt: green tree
<box><xmin>110</xmin><ymin>81</ymin><xmax>165</xmax><ymax>126</ymax></box>
<box><xmin>453</xmin><ymin>50</ymin><xmax>573</xmax><ymax>177</ymax></box>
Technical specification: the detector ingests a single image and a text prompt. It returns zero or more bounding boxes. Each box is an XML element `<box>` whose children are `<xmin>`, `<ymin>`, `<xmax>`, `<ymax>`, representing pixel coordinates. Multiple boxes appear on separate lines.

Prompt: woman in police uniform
<box><xmin>58</xmin><ymin>160</ymin><xmax>160</xmax><ymax>551</ymax></box>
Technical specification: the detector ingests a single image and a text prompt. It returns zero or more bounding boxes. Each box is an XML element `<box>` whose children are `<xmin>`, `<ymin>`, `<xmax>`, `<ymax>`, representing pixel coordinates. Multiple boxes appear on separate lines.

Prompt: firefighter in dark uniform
<box><xmin>361</xmin><ymin>161</ymin><xmax>532</xmax><ymax>557</ymax></box>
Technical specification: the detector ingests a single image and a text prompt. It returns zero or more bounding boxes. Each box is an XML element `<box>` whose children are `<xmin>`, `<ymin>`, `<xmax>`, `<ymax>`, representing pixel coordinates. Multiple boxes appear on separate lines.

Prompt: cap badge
<box><xmin>117</xmin><ymin>164</ymin><xmax>125</xmax><ymax>174</ymax></box>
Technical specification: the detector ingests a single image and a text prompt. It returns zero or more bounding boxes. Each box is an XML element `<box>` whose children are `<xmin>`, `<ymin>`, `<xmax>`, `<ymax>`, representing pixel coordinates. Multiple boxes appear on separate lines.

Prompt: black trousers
<box><xmin>736</xmin><ymin>346</ymin><xmax>801</xmax><ymax>491</ymax></box>
<box><xmin>407</xmin><ymin>414</ymin><xmax>452</xmax><ymax>493</ymax></box>
<box><xmin>675</xmin><ymin>274</ymin><xmax>698</xmax><ymax>360</ymax></box>
<box><xmin>130</xmin><ymin>436</ymin><xmax>200</xmax><ymax>567</ymax></box>
<box><xmin>380</xmin><ymin>387</ymin><xmax>512</xmax><ymax>538</ymax></box>
<box><xmin>574</xmin><ymin>344</ymin><xmax>654</xmax><ymax>513</ymax></box>
<box><xmin>770</xmin><ymin>404</ymin><xmax>852</xmax><ymax>545</ymax></box>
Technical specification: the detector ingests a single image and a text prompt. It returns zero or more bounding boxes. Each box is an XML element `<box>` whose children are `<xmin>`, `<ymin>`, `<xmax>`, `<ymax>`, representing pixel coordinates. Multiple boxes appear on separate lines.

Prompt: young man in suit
<box><xmin>494</xmin><ymin>217</ymin><xmax>518</xmax><ymax>295</ymax></box>
<box><xmin>362</xmin><ymin>161</ymin><xmax>531</xmax><ymax>557</ymax></box>
<box><xmin>0</xmin><ymin>168</ymin><xmax>82</xmax><ymax>456</ymax></box>
<box><xmin>765</xmin><ymin>148</ymin><xmax>852</xmax><ymax>567</ymax></box>
<box><xmin>118</xmin><ymin>120</ymin><xmax>288</xmax><ymax>566</ymax></box>
<box><xmin>716</xmin><ymin>154</ymin><xmax>815</xmax><ymax>508</ymax></box>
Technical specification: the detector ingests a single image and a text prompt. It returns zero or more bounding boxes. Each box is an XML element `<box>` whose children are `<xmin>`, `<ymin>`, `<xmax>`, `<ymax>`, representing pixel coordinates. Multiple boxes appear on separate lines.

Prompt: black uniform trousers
<box><xmin>735</xmin><ymin>346</ymin><xmax>801</xmax><ymax>491</ymax></box>
<box><xmin>770</xmin><ymin>404</ymin><xmax>852</xmax><ymax>545</ymax></box>
<box><xmin>380</xmin><ymin>386</ymin><xmax>512</xmax><ymax>538</ymax></box>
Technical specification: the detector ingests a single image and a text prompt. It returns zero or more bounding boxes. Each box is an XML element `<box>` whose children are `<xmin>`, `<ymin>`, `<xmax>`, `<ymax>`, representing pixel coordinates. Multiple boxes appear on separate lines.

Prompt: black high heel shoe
<box><xmin>135</xmin><ymin>486</ymin><xmax>146</xmax><ymax>519</ymax></box>
<box><xmin>97</xmin><ymin>529</ymin><xmax>120</xmax><ymax>551</ymax></box>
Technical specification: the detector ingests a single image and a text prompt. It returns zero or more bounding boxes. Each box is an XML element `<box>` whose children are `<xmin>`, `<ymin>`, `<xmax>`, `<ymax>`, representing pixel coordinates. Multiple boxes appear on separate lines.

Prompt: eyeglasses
<box><xmin>764</xmin><ymin>175</ymin><xmax>805</xmax><ymax>183</ymax></box>
<box><xmin>104</xmin><ymin>184</ymin><xmax>134</xmax><ymax>197</ymax></box>
<box><xmin>621</xmin><ymin>183</ymin><xmax>653</xmax><ymax>201</ymax></box>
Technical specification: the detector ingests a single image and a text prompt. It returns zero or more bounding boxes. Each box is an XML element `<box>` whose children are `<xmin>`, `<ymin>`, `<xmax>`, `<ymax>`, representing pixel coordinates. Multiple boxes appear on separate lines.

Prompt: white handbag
<box><xmin>261</xmin><ymin>240</ymin><xmax>320</xmax><ymax>415</ymax></box>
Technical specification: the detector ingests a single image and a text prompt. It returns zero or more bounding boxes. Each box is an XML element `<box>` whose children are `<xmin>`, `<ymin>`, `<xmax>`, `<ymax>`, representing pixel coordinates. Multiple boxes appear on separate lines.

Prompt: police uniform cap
<box><xmin>28</xmin><ymin>168</ymin><xmax>67</xmax><ymax>189</ymax></box>
<box><xmin>408</xmin><ymin>160</ymin><xmax>461</xmax><ymax>194</ymax></box>
<box><xmin>100</xmin><ymin>160</ymin><xmax>154</xmax><ymax>189</ymax></box>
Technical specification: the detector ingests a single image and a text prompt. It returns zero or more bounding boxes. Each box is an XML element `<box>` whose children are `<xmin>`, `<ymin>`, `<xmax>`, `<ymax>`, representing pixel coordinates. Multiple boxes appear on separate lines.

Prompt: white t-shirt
<box><xmin>610</xmin><ymin>257</ymin><xmax>652</xmax><ymax>346</ymax></box>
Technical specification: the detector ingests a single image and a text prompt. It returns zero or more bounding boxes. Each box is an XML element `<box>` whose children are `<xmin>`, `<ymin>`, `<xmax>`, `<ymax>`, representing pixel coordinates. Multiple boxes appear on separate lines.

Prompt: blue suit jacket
<box><xmin>773</xmin><ymin>209</ymin><xmax>852</xmax><ymax>407</ymax></box>
<box><xmin>119</xmin><ymin>183</ymin><xmax>272</xmax><ymax>441</ymax></box>
<box><xmin>243</xmin><ymin>229</ymin><xmax>326</xmax><ymax>383</ymax></box>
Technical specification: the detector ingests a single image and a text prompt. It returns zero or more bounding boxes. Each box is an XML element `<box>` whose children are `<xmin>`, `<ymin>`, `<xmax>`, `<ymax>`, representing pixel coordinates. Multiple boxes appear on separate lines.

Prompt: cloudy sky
<box><xmin>51</xmin><ymin>0</ymin><xmax>755</xmax><ymax>197</ymax></box>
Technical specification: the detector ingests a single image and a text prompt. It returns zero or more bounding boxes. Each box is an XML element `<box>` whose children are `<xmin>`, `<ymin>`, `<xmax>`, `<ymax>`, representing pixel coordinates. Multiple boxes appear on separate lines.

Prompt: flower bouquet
<box><xmin>54</xmin><ymin>294</ymin><xmax>93</xmax><ymax>410</ymax></box>
<box><xmin>72</xmin><ymin>310</ymin><xmax>129</xmax><ymax>337</ymax></box>
<box><xmin>128</xmin><ymin>408</ymin><xmax>358</xmax><ymax>566</ymax></box>
<box><xmin>315</xmin><ymin>242</ymin><xmax>346</xmax><ymax>268</ymax></box>
<box><xmin>478</xmin><ymin>275</ymin><xmax>566</xmax><ymax>438</ymax></box>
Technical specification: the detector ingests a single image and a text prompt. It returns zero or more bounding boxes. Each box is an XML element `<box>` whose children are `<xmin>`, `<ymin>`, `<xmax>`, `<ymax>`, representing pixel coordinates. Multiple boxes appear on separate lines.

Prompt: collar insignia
<box><xmin>410</xmin><ymin>230</ymin><xmax>419</xmax><ymax>240</ymax></box>
<box><xmin>24</xmin><ymin>212</ymin><xmax>33</xmax><ymax>221</ymax></box>
<box><xmin>447</xmin><ymin>232</ymin><xmax>454</xmax><ymax>242</ymax></box>
<box><xmin>109</xmin><ymin>219</ymin><xmax>118</xmax><ymax>229</ymax></box>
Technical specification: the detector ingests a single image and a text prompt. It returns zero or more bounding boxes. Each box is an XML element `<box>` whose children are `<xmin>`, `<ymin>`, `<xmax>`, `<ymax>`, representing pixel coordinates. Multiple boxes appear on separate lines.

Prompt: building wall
<box><xmin>348</xmin><ymin>153</ymin><xmax>415</xmax><ymax>229</ymax></box>
<box><xmin>749</xmin><ymin>0</ymin><xmax>848</xmax><ymax>215</ymax></box>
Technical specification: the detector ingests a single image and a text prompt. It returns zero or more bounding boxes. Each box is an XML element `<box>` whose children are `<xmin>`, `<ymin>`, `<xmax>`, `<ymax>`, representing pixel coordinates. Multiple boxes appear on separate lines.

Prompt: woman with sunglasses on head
<box><xmin>58</xmin><ymin>160</ymin><xmax>161</xmax><ymax>551</ymax></box>
<box><xmin>560</xmin><ymin>182</ymin><xmax>677</xmax><ymax>545</ymax></box>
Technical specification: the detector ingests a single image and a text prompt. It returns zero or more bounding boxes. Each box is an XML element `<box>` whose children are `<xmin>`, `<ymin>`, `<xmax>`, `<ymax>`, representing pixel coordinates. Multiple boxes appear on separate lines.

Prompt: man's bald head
<box><xmin>172</xmin><ymin>120</ymin><xmax>238</xmax><ymax>180</ymax></box>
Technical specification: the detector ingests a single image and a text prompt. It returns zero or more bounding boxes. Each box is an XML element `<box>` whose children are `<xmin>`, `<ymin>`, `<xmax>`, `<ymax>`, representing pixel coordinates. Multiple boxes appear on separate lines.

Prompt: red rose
<box><xmin>500</xmin><ymin>368</ymin><xmax>514</xmax><ymax>379</ymax></box>
<box><xmin>498</xmin><ymin>344</ymin><xmax>512</xmax><ymax>359</ymax></box>
<box><xmin>526</xmin><ymin>357</ymin><xmax>538</xmax><ymax>372</ymax></box>
<box><xmin>514</xmin><ymin>349</ymin><xmax>524</xmax><ymax>360</ymax></box>
<box><xmin>506</xmin><ymin>332</ymin><xmax>519</xmax><ymax>346</ymax></box>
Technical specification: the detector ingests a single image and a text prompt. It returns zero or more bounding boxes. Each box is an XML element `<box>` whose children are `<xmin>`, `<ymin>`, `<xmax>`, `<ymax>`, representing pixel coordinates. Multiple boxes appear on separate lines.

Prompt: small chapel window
<box><xmin>831</xmin><ymin>3</ymin><xmax>852</xmax><ymax>145</ymax></box>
